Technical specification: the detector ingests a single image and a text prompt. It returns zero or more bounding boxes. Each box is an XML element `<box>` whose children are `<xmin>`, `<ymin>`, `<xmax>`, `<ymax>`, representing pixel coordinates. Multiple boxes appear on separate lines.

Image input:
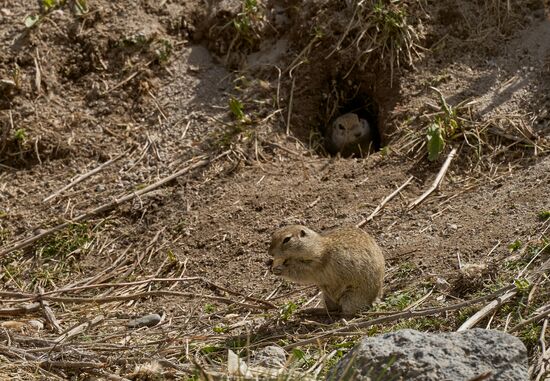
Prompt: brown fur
<box><xmin>325</xmin><ymin>113</ymin><xmax>373</xmax><ymax>157</ymax></box>
<box><xmin>268</xmin><ymin>225</ymin><xmax>384</xmax><ymax>314</ymax></box>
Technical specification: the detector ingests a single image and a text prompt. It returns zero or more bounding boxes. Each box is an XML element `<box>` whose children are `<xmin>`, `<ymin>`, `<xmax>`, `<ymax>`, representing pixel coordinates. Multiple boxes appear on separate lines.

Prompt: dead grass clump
<box><xmin>393</xmin><ymin>87</ymin><xmax>550</xmax><ymax>170</ymax></box>
<box><xmin>204</xmin><ymin>0</ymin><xmax>268</xmax><ymax>68</ymax></box>
<box><xmin>328</xmin><ymin>0</ymin><xmax>422</xmax><ymax>83</ymax></box>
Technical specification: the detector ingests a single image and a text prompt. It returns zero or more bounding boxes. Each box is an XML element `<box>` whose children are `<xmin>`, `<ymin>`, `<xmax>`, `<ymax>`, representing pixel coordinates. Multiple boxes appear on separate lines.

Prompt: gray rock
<box><xmin>127</xmin><ymin>313</ymin><xmax>162</xmax><ymax>328</ymax></box>
<box><xmin>327</xmin><ymin>329</ymin><xmax>527</xmax><ymax>381</ymax></box>
<box><xmin>250</xmin><ymin>345</ymin><xmax>287</xmax><ymax>369</ymax></box>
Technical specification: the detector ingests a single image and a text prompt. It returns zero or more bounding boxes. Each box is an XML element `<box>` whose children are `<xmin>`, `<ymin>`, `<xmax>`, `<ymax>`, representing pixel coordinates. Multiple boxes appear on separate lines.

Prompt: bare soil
<box><xmin>0</xmin><ymin>0</ymin><xmax>549</xmax><ymax>379</ymax></box>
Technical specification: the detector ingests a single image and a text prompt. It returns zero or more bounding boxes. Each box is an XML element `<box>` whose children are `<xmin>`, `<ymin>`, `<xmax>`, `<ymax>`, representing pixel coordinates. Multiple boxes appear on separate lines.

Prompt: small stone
<box><xmin>250</xmin><ymin>345</ymin><xmax>287</xmax><ymax>369</ymax></box>
<box><xmin>127</xmin><ymin>313</ymin><xmax>162</xmax><ymax>328</ymax></box>
<box><xmin>27</xmin><ymin>320</ymin><xmax>44</xmax><ymax>330</ymax></box>
<box><xmin>449</xmin><ymin>223</ymin><xmax>458</xmax><ymax>230</ymax></box>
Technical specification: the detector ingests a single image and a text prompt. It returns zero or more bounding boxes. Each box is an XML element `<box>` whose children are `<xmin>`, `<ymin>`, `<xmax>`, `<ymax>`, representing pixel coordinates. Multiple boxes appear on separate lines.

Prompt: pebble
<box><xmin>127</xmin><ymin>313</ymin><xmax>162</xmax><ymax>328</ymax></box>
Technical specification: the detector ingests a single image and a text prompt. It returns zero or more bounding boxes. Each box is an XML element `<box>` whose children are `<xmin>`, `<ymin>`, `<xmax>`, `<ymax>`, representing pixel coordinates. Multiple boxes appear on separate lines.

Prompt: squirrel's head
<box><xmin>267</xmin><ymin>225</ymin><xmax>323</xmax><ymax>283</ymax></box>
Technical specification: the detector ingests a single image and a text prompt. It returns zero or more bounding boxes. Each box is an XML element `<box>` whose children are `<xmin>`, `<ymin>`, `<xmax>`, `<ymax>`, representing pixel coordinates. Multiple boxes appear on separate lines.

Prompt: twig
<box><xmin>357</xmin><ymin>176</ymin><xmax>414</xmax><ymax>227</ymax></box>
<box><xmin>409</xmin><ymin>147</ymin><xmax>457</xmax><ymax>209</ymax></box>
<box><xmin>534</xmin><ymin>319</ymin><xmax>548</xmax><ymax>381</ymax></box>
<box><xmin>286</xmin><ymin>75</ymin><xmax>296</xmax><ymax>135</ymax></box>
<box><xmin>9</xmin><ymin>290</ymin><xmax>273</xmax><ymax>310</ymax></box>
<box><xmin>0</xmin><ymin>302</ymin><xmax>41</xmax><ymax>317</ymax></box>
<box><xmin>284</xmin><ymin>284</ymin><xmax>515</xmax><ymax>349</ymax></box>
<box><xmin>0</xmin><ymin>153</ymin><xmax>228</xmax><ymax>257</ymax></box>
<box><xmin>457</xmin><ymin>289</ymin><xmax>517</xmax><ymax>331</ymax></box>
<box><xmin>101</xmin><ymin>60</ymin><xmax>153</xmax><ymax>95</ymax></box>
<box><xmin>509</xmin><ymin>305</ymin><xmax>550</xmax><ymax>333</ymax></box>
<box><xmin>54</xmin><ymin>315</ymin><xmax>104</xmax><ymax>343</ymax></box>
<box><xmin>43</xmin><ymin>150</ymin><xmax>130</xmax><ymax>202</ymax></box>
<box><xmin>38</xmin><ymin>287</ymin><xmax>62</xmax><ymax>334</ymax></box>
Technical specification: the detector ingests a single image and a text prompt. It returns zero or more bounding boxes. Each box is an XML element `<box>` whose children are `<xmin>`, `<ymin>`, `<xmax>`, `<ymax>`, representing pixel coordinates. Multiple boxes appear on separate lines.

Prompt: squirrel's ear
<box><xmin>300</xmin><ymin>229</ymin><xmax>307</xmax><ymax>237</ymax></box>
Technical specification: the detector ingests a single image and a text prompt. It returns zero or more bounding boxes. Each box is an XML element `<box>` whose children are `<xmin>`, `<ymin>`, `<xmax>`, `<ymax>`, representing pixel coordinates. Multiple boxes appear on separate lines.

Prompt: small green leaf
<box><xmin>508</xmin><ymin>239</ymin><xmax>522</xmax><ymax>252</ymax></box>
<box><xmin>514</xmin><ymin>278</ymin><xmax>530</xmax><ymax>292</ymax></box>
<box><xmin>24</xmin><ymin>15</ymin><xmax>41</xmax><ymax>28</ymax></box>
<box><xmin>14</xmin><ymin>128</ymin><xmax>26</xmax><ymax>142</ymax></box>
<box><xmin>538</xmin><ymin>210</ymin><xmax>550</xmax><ymax>221</ymax></box>
<box><xmin>229</xmin><ymin>97</ymin><xmax>245</xmax><ymax>121</ymax></box>
<box><xmin>43</xmin><ymin>0</ymin><xmax>56</xmax><ymax>11</ymax></box>
<box><xmin>426</xmin><ymin>122</ymin><xmax>445</xmax><ymax>161</ymax></box>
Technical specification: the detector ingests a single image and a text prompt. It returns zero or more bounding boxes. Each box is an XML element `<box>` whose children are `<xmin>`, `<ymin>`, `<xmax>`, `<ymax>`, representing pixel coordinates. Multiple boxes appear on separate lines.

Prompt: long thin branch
<box><xmin>509</xmin><ymin>305</ymin><xmax>550</xmax><ymax>333</ymax></box>
<box><xmin>43</xmin><ymin>150</ymin><xmax>130</xmax><ymax>202</ymax></box>
<box><xmin>0</xmin><ymin>152</ymin><xmax>228</xmax><ymax>257</ymax></box>
<box><xmin>0</xmin><ymin>276</ymin><xmax>277</xmax><ymax>309</ymax></box>
<box><xmin>0</xmin><ymin>302</ymin><xmax>41</xmax><ymax>317</ymax></box>
<box><xmin>357</xmin><ymin>176</ymin><xmax>414</xmax><ymax>228</ymax></box>
<box><xmin>7</xmin><ymin>290</ymin><xmax>273</xmax><ymax>310</ymax></box>
<box><xmin>409</xmin><ymin>147</ymin><xmax>457</xmax><ymax>209</ymax></box>
<box><xmin>457</xmin><ymin>289</ymin><xmax>517</xmax><ymax>331</ymax></box>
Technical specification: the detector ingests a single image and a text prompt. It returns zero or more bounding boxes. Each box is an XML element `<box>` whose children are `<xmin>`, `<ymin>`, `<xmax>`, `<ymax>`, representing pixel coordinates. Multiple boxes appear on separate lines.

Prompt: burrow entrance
<box><xmin>322</xmin><ymin>91</ymin><xmax>382</xmax><ymax>157</ymax></box>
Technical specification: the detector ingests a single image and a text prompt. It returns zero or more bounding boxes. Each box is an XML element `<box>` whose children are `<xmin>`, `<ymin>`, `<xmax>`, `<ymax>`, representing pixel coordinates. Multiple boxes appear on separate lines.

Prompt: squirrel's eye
<box><xmin>282</xmin><ymin>236</ymin><xmax>291</xmax><ymax>244</ymax></box>
<box><xmin>300</xmin><ymin>229</ymin><xmax>307</xmax><ymax>237</ymax></box>
<box><xmin>338</xmin><ymin>124</ymin><xmax>345</xmax><ymax>130</ymax></box>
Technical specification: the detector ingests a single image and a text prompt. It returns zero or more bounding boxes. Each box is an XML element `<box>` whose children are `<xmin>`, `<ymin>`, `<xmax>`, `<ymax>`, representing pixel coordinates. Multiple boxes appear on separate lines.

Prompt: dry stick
<box><xmin>0</xmin><ymin>153</ymin><xmax>227</xmax><ymax>258</ymax></box>
<box><xmin>534</xmin><ymin>319</ymin><xmax>549</xmax><ymax>381</ymax></box>
<box><xmin>38</xmin><ymin>287</ymin><xmax>63</xmax><ymax>334</ymax></box>
<box><xmin>357</xmin><ymin>176</ymin><xmax>414</xmax><ymax>228</ymax></box>
<box><xmin>43</xmin><ymin>150</ymin><xmax>130</xmax><ymax>202</ymax></box>
<box><xmin>408</xmin><ymin>147</ymin><xmax>457</xmax><ymax>209</ymax></box>
<box><xmin>101</xmin><ymin>60</ymin><xmax>153</xmax><ymax>95</ymax></box>
<box><xmin>457</xmin><ymin>289</ymin><xmax>517</xmax><ymax>331</ymax></box>
<box><xmin>283</xmin><ymin>284</ymin><xmax>515</xmax><ymax>350</ymax></box>
<box><xmin>0</xmin><ymin>302</ymin><xmax>41</xmax><ymax>317</ymax></box>
<box><xmin>36</xmin><ymin>277</ymin><xmax>203</xmax><ymax>297</ymax></box>
<box><xmin>509</xmin><ymin>305</ymin><xmax>550</xmax><ymax>334</ymax></box>
<box><xmin>54</xmin><ymin>315</ymin><xmax>105</xmax><ymax>344</ymax></box>
<box><xmin>9</xmin><ymin>290</ymin><xmax>272</xmax><ymax>310</ymax></box>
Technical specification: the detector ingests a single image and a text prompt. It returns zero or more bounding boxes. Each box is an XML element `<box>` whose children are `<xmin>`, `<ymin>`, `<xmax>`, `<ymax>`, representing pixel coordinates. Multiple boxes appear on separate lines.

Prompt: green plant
<box><xmin>213</xmin><ymin>325</ymin><xmax>228</xmax><ymax>334</ymax></box>
<box><xmin>204</xmin><ymin>303</ymin><xmax>216</xmax><ymax>313</ymax></box>
<box><xmin>279</xmin><ymin>300</ymin><xmax>299</xmax><ymax>320</ymax></box>
<box><xmin>231</xmin><ymin>0</ymin><xmax>263</xmax><ymax>46</ymax></box>
<box><xmin>382</xmin><ymin>291</ymin><xmax>412</xmax><ymax>310</ymax></box>
<box><xmin>229</xmin><ymin>97</ymin><xmax>246</xmax><ymax>121</ymax></box>
<box><xmin>13</xmin><ymin>128</ymin><xmax>26</xmax><ymax>142</ymax></box>
<box><xmin>425</xmin><ymin>88</ymin><xmax>461</xmax><ymax>161</ymax></box>
<box><xmin>36</xmin><ymin>223</ymin><xmax>91</xmax><ymax>259</ymax></box>
<box><xmin>426</xmin><ymin>122</ymin><xmax>445</xmax><ymax>161</ymax></box>
<box><xmin>508</xmin><ymin>239</ymin><xmax>522</xmax><ymax>253</ymax></box>
<box><xmin>513</xmin><ymin>277</ymin><xmax>530</xmax><ymax>292</ymax></box>
<box><xmin>538</xmin><ymin>210</ymin><xmax>550</xmax><ymax>221</ymax></box>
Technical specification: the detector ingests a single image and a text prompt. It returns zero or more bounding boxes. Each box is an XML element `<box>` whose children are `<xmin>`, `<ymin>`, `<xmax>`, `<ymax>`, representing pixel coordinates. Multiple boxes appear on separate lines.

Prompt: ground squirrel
<box><xmin>325</xmin><ymin>113</ymin><xmax>373</xmax><ymax>157</ymax></box>
<box><xmin>268</xmin><ymin>225</ymin><xmax>384</xmax><ymax>315</ymax></box>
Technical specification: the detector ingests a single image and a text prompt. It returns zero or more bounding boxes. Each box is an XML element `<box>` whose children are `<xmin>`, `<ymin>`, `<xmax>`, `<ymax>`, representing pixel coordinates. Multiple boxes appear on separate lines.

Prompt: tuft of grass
<box><xmin>537</xmin><ymin>210</ymin><xmax>550</xmax><ymax>221</ymax></box>
<box><xmin>13</xmin><ymin>128</ymin><xmax>26</xmax><ymax>143</ymax></box>
<box><xmin>508</xmin><ymin>239</ymin><xmax>522</xmax><ymax>253</ymax></box>
<box><xmin>333</xmin><ymin>0</ymin><xmax>420</xmax><ymax>84</ymax></box>
<box><xmin>37</xmin><ymin>223</ymin><xmax>92</xmax><ymax>259</ymax></box>
<box><xmin>204</xmin><ymin>303</ymin><xmax>216</xmax><ymax>313</ymax></box>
